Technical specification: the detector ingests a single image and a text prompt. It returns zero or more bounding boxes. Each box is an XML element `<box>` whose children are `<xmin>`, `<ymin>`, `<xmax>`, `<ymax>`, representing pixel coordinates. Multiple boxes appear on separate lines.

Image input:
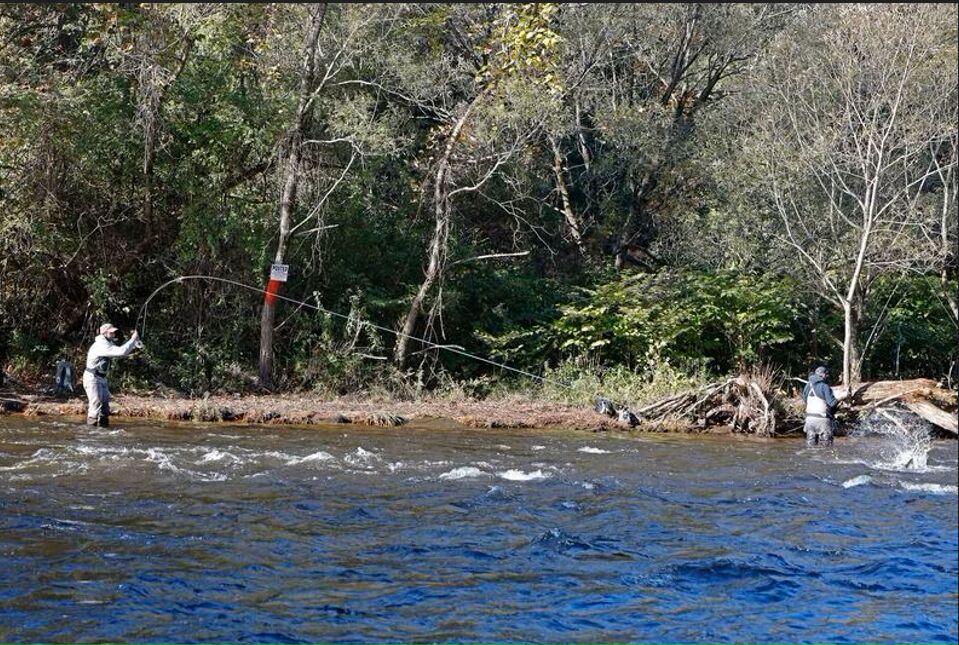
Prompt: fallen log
<box><xmin>903</xmin><ymin>400</ymin><xmax>958</xmax><ymax>435</ymax></box>
<box><xmin>840</xmin><ymin>379</ymin><xmax>957</xmax><ymax>435</ymax></box>
<box><xmin>606</xmin><ymin>375</ymin><xmax>956</xmax><ymax>437</ymax></box>
<box><xmin>846</xmin><ymin>378</ymin><xmax>944</xmax><ymax>405</ymax></box>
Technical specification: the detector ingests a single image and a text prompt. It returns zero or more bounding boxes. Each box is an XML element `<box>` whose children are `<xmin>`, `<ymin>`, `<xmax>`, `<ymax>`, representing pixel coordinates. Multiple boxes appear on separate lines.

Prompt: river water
<box><xmin>0</xmin><ymin>415</ymin><xmax>956</xmax><ymax>644</ymax></box>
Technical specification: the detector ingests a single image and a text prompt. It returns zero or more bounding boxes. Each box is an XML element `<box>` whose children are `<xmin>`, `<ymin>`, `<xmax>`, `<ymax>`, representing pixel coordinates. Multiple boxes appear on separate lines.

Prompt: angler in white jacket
<box><xmin>83</xmin><ymin>323</ymin><xmax>140</xmax><ymax>427</ymax></box>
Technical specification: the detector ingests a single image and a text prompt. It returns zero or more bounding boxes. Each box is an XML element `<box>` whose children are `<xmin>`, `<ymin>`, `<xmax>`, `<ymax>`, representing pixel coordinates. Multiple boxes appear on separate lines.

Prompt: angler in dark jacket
<box><xmin>802</xmin><ymin>365</ymin><xmax>838</xmax><ymax>446</ymax></box>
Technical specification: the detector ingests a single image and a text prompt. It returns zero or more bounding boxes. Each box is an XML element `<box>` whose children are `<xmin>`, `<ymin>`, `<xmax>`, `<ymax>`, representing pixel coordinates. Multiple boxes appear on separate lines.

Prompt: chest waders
<box><xmin>804</xmin><ymin>384</ymin><xmax>834</xmax><ymax>446</ymax></box>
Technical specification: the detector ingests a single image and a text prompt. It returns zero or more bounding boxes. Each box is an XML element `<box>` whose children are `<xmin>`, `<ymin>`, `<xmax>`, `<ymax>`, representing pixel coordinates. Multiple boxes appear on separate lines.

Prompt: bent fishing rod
<box><xmin>135</xmin><ymin>274</ymin><xmax>579</xmax><ymax>392</ymax></box>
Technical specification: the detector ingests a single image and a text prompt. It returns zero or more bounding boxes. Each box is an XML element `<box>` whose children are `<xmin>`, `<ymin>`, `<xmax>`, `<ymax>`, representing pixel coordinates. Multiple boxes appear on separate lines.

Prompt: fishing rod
<box><xmin>135</xmin><ymin>274</ymin><xmax>581</xmax><ymax>393</ymax></box>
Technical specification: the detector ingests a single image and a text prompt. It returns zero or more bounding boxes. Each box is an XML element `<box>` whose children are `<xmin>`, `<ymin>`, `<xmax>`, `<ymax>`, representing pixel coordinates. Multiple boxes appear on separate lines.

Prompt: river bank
<box><xmin>5</xmin><ymin>377</ymin><xmax>955</xmax><ymax>437</ymax></box>
<box><xmin>2</xmin><ymin>388</ymin><xmax>754</xmax><ymax>434</ymax></box>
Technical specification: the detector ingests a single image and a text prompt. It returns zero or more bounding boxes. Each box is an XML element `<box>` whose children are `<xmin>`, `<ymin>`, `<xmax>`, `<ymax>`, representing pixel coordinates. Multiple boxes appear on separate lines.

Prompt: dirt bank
<box><xmin>6</xmin><ymin>378</ymin><xmax>955</xmax><ymax>437</ymax></box>
<box><xmin>2</xmin><ymin>389</ymin><xmax>727</xmax><ymax>434</ymax></box>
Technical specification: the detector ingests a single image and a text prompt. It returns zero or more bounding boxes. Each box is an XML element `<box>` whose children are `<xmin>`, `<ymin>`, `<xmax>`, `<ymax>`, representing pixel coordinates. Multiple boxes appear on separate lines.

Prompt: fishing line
<box><xmin>136</xmin><ymin>274</ymin><xmax>578</xmax><ymax>391</ymax></box>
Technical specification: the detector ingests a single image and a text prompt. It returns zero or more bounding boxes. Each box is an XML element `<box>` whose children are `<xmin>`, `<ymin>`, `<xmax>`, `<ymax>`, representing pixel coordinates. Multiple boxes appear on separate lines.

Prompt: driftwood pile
<box><xmin>840</xmin><ymin>378</ymin><xmax>957</xmax><ymax>436</ymax></box>
<box><xmin>597</xmin><ymin>375</ymin><xmax>780</xmax><ymax>436</ymax></box>
<box><xmin>598</xmin><ymin>376</ymin><xmax>957</xmax><ymax>437</ymax></box>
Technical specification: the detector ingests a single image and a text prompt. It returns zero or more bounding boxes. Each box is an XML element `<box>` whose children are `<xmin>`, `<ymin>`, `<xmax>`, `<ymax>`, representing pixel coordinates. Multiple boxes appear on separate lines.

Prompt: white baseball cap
<box><xmin>99</xmin><ymin>323</ymin><xmax>119</xmax><ymax>335</ymax></box>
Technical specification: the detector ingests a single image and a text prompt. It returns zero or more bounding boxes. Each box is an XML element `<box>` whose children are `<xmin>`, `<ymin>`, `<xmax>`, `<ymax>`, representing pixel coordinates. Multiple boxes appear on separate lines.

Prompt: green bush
<box><xmin>485</xmin><ymin>269</ymin><xmax>798</xmax><ymax>377</ymax></box>
<box><xmin>6</xmin><ymin>330</ymin><xmax>54</xmax><ymax>380</ymax></box>
<box><xmin>862</xmin><ymin>275</ymin><xmax>958</xmax><ymax>380</ymax></box>
<box><xmin>535</xmin><ymin>357</ymin><xmax>711</xmax><ymax>407</ymax></box>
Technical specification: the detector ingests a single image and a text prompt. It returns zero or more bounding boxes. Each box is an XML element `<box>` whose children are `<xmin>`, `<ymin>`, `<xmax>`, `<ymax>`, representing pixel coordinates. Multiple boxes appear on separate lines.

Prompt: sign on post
<box><xmin>270</xmin><ymin>263</ymin><xmax>289</xmax><ymax>282</ymax></box>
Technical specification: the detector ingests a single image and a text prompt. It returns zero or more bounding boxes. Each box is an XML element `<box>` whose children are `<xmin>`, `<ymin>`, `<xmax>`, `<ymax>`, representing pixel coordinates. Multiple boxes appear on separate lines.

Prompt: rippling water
<box><xmin>1</xmin><ymin>416</ymin><xmax>956</xmax><ymax>643</ymax></box>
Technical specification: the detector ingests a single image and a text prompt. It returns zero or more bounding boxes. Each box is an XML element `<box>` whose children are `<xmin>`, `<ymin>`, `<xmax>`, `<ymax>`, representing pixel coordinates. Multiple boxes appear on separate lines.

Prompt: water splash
<box><xmin>899</xmin><ymin>482</ymin><xmax>958</xmax><ymax>495</ymax></box>
<box><xmin>287</xmin><ymin>450</ymin><xmax>335</xmax><ymax>465</ymax></box>
<box><xmin>842</xmin><ymin>474</ymin><xmax>873</xmax><ymax>488</ymax></box>
<box><xmin>344</xmin><ymin>447</ymin><xmax>379</xmax><ymax>467</ymax></box>
<box><xmin>855</xmin><ymin>407</ymin><xmax>933</xmax><ymax>472</ymax></box>
<box><xmin>438</xmin><ymin>466</ymin><xmax>488</xmax><ymax>480</ymax></box>
<box><xmin>196</xmin><ymin>449</ymin><xmax>241</xmax><ymax>464</ymax></box>
<box><xmin>578</xmin><ymin>446</ymin><xmax>612</xmax><ymax>454</ymax></box>
<box><xmin>497</xmin><ymin>469</ymin><xmax>550</xmax><ymax>481</ymax></box>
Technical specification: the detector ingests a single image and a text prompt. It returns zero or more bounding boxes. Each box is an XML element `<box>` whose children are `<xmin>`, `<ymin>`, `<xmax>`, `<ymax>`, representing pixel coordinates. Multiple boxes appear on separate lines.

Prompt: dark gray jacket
<box><xmin>803</xmin><ymin>373</ymin><xmax>838</xmax><ymax>419</ymax></box>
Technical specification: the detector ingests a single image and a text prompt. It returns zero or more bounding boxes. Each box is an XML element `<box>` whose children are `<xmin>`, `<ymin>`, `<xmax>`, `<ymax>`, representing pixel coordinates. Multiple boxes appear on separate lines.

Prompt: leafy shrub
<box><xmin>485</xmin><ymin>269</ymin><xmax>798</xmax><ymax>376</ymax></box>
<box><xmin>862</xmin><ymin>275</ymin><xmax>958</xmax><ymax>380</ymax></box>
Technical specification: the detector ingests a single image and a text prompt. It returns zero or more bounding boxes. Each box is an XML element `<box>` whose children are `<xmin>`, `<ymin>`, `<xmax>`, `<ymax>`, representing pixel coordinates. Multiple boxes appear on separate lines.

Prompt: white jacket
<box><xmin>85</xmin><ymin>334</ymin><xmax>138</xmax><ymax>375</ymax></box>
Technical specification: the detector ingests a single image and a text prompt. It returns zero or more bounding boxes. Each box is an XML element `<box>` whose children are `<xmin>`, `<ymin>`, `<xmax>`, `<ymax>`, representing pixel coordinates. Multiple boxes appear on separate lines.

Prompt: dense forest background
<box><xmin>1</xmin><ymin>3</ymin><xmax>956</xmax><ymax>398</ymax></box>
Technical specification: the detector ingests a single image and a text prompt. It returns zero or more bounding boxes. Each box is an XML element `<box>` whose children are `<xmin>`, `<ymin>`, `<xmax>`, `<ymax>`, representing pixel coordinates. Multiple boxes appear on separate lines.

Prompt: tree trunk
<box><xmin>941</xmin><ymin>193</ymin><xmax>958</xmax><ymax>327</ymax></box>
<box><xmin>548</xmin><ymin>134</ymin><xmax>585</xmax><ymax>253</ymax></box>
<box><xmin>574</xmin><ymin>99</ymin><xmax>591</xmax><ymax>172</ymax></box>
<box><xmin>614</xmin><ymin>177</ymin><xmax>659</xmax><ymax>270</ymax></box>
<box><xmin>137</xmin><ymin>16</ymin><xmax>194</xmax><ymax>240</ymax></box>
<box><xmin>842</xmin><ymin>299</ymin><xmax>863</xmax><ymax>388</ymax></box>
<box><xmin>809</xmin><ymin>303</ymin><xmax>820</xmax><ymax>367</ymax></box>
<box><xmin>258</xmin><ymin>4</ymin><xmax>326</xmax><ymax>388</ymax></box>
<box><xmin>394</xmin><ymin>96</ymin><xmax>482</xmax><ymax>367</ymax></box>
<box><xmin>393</xmin><ymin>205</ymin><xmax>448</xmax><ymax>368</ymax></box>
<box><xmin>142</xmin><ymin>108</ymin><xmax>156</xmax><ymax>233</ymax></box>
<box><xmin>936</xmin><ymin>134</ymin><xmax>957</xmax><ymax>327</ymax></box>
<box><xmin>258</xmin><ymin>138</ymin><xmax>301</xmax><ymax>387</ymax></box>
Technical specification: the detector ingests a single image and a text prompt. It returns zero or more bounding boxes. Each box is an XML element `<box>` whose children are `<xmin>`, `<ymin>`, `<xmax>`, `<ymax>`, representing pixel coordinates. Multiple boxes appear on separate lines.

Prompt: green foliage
<box><xmin>6</xmin><ymin>330</ymin><xmax>53</xmax><ymax>378</ymax></box>
<box><xmin>444</xmin><ymin>262</ymin><xmax>572</xmax><ymax>376</ymax></box>
<box><xmin>862</xmin><ymin>276</ymin><xmax>958</xmax><ymax>379</ymax></box>
<box><xmin>535</xmin><ymin>357</ymin><xmax>710</xmax><ymax>408</ymax></box>
<box><xmin>478</xmin><ymin>3</ymin><xmax>563</xmax><ymax>93</ymax></box>
<box><xmin>490</xmin><ymin>270</ymin><xmax>798</xmax><ymax>375</ymax></box>
<box><xmin>0</xmin><ymin>4</ymin><xmax>953</xmax><ymax>395</ymax></box>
